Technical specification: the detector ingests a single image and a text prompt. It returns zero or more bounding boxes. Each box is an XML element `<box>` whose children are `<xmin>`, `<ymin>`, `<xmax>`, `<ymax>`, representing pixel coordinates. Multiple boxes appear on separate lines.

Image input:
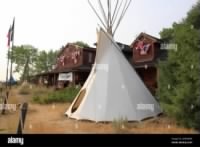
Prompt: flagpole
<box><xmin>9</xmin><ymin>42</ymin><xmax>13</xmax><ymax>89</ymax></box>
<box><xmin>6</xmin><ymin>26</ymin><xmax>11</xmax><ymax>89</ymax></box>
<box><xmin>3</xmin><ymin>37</ymin><xmax>11</xmax><ymax>114</ymax></box>
<box><xmin>9</xmin><ymin>40</ymin><xmax>15</xmax><ymax>89</ymax></box>
<box><xmin>5</xmin><ymin>46</ymin><xmax>10</xmax><ymax>89</ymax></box>
<box><xmin>2</xmin><ymin>25</ymin><xmax>12</xmax><ymax>114</ymax></box>
<box><xmin>9</xmin><ymin>17</ymin><xmax>15</xmax><ymax>89</ymax></box>
<box><xmin>2</xmin><ymin>52</ymin><xmax>9</xmax><ymax>114</ymax></box>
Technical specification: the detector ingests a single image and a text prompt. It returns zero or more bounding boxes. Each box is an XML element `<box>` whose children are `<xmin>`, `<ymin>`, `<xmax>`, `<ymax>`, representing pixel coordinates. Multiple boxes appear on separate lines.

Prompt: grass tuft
<box><xmin>32</xmin><ymin>86</ymin><xmax>81</xmax><ymax>104</ymax></box>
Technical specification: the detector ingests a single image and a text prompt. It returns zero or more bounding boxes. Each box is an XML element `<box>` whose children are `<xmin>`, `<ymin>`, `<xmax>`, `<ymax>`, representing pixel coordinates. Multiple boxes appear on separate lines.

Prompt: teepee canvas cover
<box><xmin>65</xmin><ymin>28</ymin><xmax>162</xmax><ymax>122</ymax></box>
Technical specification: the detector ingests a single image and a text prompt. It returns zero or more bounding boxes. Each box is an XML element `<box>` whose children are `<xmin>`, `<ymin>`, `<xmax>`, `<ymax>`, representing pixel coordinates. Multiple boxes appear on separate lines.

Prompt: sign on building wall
<box><xmin>58</xmin><ymin>72</ymin><xmax>73</xmax><ymax>81</ymax></box>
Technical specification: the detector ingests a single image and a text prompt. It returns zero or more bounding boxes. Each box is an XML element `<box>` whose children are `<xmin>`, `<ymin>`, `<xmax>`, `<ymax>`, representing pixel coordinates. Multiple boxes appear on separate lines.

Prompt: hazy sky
<box><xmin>0</xmin><ymin>0</ymin><xmax>198</xmax><ymax>81</ymax></box>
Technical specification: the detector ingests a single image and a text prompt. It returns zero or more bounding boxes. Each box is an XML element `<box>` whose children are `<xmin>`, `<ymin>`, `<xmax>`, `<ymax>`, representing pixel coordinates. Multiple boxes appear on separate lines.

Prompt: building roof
<box><xmin>130</xmin><ymin>32</ymin><xmax>162</xmax><ymax>48</ymax></box>
<box><xmin>57</xmin><ymin>43</ymin><xmax>96</xmax><ymax>57</ymax></box>
<box><xmin>117</xmin><ymin>42</ymin><xmax>132</xmax><ymax>53</ymax></box>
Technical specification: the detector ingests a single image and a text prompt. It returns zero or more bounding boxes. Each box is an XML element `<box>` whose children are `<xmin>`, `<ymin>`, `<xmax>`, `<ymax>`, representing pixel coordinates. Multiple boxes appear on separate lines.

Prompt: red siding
<box><xmin>136</xmin><ymin>67</ymin><xmax>157</xmax><ymax>95</ymax></box>
<box><xmin>132</xmin><ymin>38</ymin><xmax>155</xmax><ymax>63</ymax></box>
<box><xmin>55</xmin><ymin>45</ymin><xmax>83</xmax><ymax>70</ymax></box>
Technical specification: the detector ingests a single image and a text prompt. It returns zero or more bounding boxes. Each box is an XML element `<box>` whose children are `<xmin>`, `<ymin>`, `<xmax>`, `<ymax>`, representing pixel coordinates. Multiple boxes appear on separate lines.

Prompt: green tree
<box><xmin>35</xmin><ymin>50</ymin><xmax>58</xmax><ymax>73</ymax></box>
<box><xmin>159</xmin><ymin>27</ymin><xmax>174</xmax><ymax>42</ymax></box>
<box><xmin>35</xmin><ymin>50</ymin><xmax>48</xmax><ymax>73</ymax></box>
<box><xmin>73</xmin><ymin>41</ymin><xmax>90</xmax><ymax>48</ymax></box>
<box><xmin>10</xmin><ymin>45</ymin><xmax>38</xmax><ymax>81</ymax></box>
<box><xmin>157</xmin><ymin>1</ymin><xmax>200</xmax><ymax>129</ymax></box>
<box><xmin>185</xmin><ymin>0</ymin><xmax>200</xmax><ymax>29</ymax></box>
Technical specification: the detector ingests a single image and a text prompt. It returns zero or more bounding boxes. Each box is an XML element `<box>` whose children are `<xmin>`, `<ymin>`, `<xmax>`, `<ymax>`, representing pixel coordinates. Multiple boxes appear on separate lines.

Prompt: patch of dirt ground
<box><xmin>0</xmin><ymin>86</ymin><xmax>198</xmax><ymax>134</ymax></box>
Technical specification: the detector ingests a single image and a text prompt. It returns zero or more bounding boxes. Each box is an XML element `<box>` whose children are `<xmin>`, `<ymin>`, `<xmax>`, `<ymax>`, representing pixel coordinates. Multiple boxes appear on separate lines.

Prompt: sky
<box><xmin>0</xmin><ymin>0</ymin><xmax>198</xmax><ymax>81</ymax></box>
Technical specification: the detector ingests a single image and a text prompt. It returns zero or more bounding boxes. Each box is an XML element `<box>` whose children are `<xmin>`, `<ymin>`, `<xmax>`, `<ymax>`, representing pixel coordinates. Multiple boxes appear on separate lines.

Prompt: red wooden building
<box><xmin>130</xmin><ymin>32</ymin><xmax>166</xmax><ymax>94</ymax></box>
<box><xmin>32</xmin><ymin>33</ymin><xmax>167</xmax><ymax>94</ymax></box>
<box><xmin>33</xmin><ymin>43</ymin><xmax>96</xmax><ymax>88</ymax></box>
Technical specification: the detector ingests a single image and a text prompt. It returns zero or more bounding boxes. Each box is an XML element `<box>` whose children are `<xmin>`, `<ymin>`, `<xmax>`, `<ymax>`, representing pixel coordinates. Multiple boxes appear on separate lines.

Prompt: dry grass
<box><xmin>0</xmin><ymin>86</ymin><xmax>198</xmax><ymax>134</ymax></box>
<box><xmin>0</xmin><ymin>110</ymin><xmax>19</xmax><ymax>133</ymax></box>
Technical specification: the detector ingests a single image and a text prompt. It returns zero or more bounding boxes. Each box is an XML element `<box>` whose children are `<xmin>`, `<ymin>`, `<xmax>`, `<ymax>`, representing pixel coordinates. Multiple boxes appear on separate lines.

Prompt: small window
<box><xmin>88</xmin><ymin>52</ymin><xmax>93</xmax><ymax>63</ymax></box>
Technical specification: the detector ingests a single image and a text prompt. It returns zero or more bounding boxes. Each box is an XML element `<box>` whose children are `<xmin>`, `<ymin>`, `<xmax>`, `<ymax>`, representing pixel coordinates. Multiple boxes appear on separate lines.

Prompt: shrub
<box><xmin>18</xmin><ymin>84</ymin><xmax>30</xmax><ymax>95</ymax></box>
<box><xmin>32</xmin><ymin>86</ymin><xmax>80</xmax><ymax>104</ymax></box>
<box><xmin>158</xmin><ymin>2</ymin><xmax>200</xmax><ymax>131</ymax></box>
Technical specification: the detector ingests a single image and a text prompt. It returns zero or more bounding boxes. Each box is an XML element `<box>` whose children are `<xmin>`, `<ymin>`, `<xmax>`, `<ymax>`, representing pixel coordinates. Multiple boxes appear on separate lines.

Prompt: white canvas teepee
<box><xmin>65</xmin><ymin>0</ymin><xmax>162</xmax><ymax>122</ymax></box>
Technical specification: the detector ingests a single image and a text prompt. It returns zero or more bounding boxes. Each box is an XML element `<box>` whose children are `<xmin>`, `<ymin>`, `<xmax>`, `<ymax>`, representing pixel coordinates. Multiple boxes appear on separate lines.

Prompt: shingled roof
<box><xmin>130</xmin><ymin>32</ymin><xmax>162</xmax><ymax>48</ymax></box>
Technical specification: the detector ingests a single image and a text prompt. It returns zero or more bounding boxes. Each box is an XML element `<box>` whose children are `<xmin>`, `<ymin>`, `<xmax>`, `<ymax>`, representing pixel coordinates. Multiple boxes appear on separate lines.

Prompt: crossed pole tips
<box><xmin>16</xmin><ymin>102</ymin><xmax>29</xmax><ymax>134</ymax></box>
<box><xmin>88</xmin><ymin>0</ymin><xmax>132</xmax><ymax>36</ymax></box>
